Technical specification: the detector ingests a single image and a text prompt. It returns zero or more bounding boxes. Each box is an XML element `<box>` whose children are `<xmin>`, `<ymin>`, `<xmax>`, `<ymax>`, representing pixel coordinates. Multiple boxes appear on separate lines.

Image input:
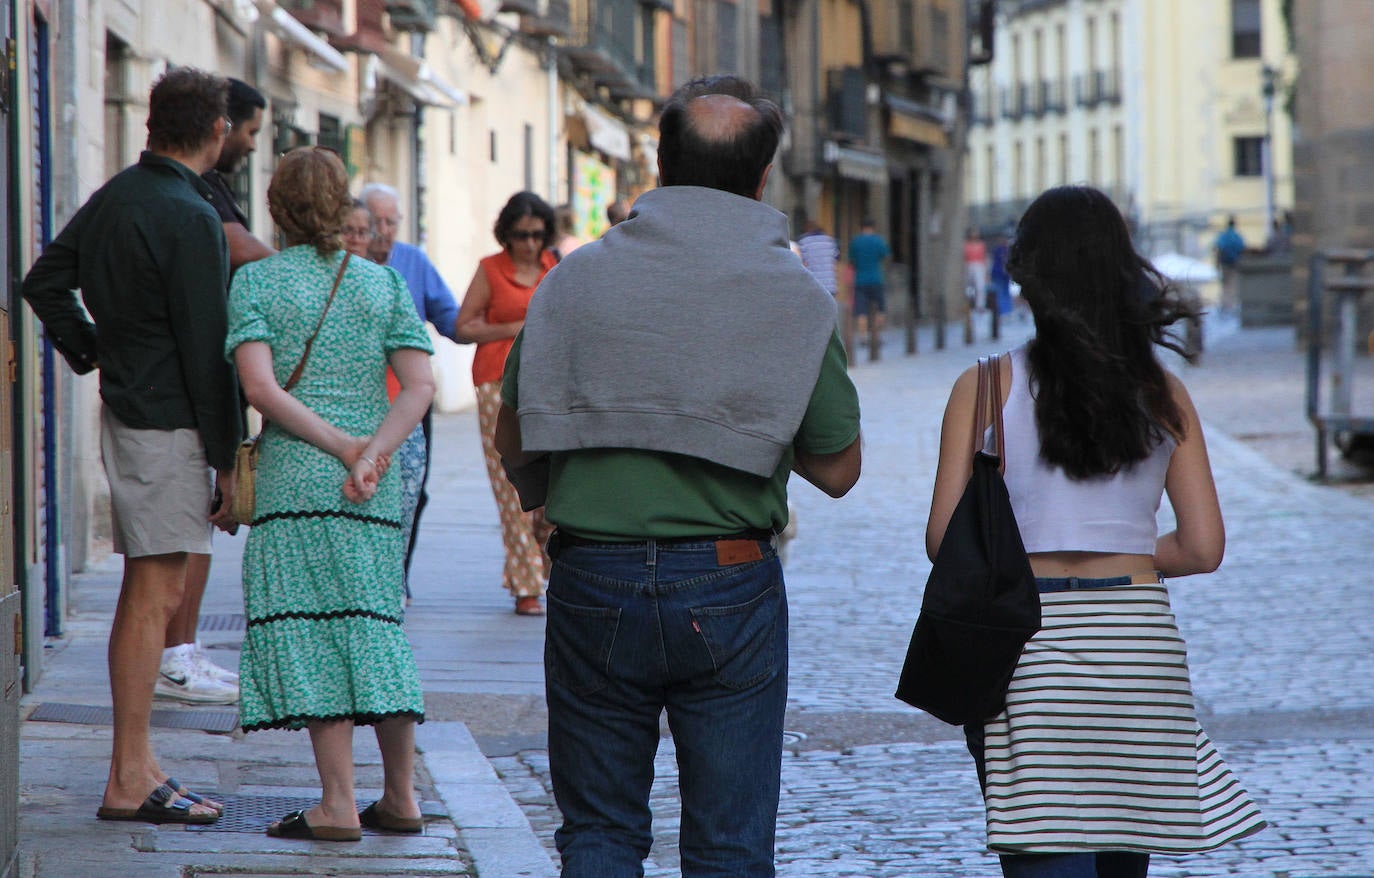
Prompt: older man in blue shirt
<box><xmin>360</xmin><ymin>182</ymin><xmax>462</xmax><ymax>594</ymax></box>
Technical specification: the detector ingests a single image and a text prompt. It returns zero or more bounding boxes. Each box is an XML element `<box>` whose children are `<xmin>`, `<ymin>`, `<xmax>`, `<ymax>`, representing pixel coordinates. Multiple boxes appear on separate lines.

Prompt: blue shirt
<box><xmin>1214</xmin><ymin>228</ymin><xmax>1245</xmax><ymax>267</ymax></box>
<box><xmin>848</xmin><ymin>233</ymin><xmax>890</xmax><ymax>287</ymax></box>
<box><xmin>387</xmin><ymin>240</ymin><xmax>460</xmax><ymax>342</ymax></box>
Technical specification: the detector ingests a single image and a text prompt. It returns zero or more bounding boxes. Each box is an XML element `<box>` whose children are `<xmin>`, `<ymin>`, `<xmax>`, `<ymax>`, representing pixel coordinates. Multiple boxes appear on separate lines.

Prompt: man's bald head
<box><xmin>658</xmin><ymin>76</ymin><xmax>783</xmax><ymax>199</ymax></box>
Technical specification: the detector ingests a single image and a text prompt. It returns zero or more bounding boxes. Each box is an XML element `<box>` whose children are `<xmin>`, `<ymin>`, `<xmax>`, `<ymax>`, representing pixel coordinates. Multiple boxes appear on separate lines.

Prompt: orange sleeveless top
<box><xmin>471</xmin><ymin>249</ymin><xmax>557</xmax><ymax>386</ymax></box>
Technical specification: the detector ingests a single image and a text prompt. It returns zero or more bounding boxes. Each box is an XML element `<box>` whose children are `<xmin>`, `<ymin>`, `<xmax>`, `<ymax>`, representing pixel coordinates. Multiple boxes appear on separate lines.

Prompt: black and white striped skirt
<box><xmin>981</xmin><ymin>582</ymin><xmax>1266</xmax><ymax>854</ymax></box>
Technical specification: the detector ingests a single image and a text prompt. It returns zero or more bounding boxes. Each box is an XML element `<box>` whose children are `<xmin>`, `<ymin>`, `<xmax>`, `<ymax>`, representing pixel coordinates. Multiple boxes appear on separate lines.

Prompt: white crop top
<box><xmin>999</xmin><ymin>345</ymin><xmax>1175</xmax><ymax>555</ymax></box>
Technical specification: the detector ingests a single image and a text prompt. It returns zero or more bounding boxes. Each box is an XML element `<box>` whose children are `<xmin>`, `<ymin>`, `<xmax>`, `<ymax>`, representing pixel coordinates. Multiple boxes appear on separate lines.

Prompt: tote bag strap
<box><xmin>971</xmin><ymin>354</ymin><xmax>1006</xmax><ymax>475</ymax></box>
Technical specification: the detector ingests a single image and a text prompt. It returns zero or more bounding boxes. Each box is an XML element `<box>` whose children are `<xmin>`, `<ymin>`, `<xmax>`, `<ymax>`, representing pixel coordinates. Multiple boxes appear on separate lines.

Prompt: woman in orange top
<box><xmin>456</xmin><ymin>191</ymin><xmax>558</xmax><ymax>615</ymax></box>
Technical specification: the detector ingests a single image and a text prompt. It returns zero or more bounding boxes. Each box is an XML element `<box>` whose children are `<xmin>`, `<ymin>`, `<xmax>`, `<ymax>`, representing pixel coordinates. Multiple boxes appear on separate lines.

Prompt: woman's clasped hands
<box><xmin>341</xmin><ymin>436</ymin><xmax>391</xmax><ymax>504</ymax></box>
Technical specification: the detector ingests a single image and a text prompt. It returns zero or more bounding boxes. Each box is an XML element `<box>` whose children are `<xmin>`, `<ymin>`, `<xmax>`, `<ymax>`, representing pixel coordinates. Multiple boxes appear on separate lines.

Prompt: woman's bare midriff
<box><xmin>1028</xmin><ymin>550</ymin><xmax>1157</xmax><ymax>579</ymax></box>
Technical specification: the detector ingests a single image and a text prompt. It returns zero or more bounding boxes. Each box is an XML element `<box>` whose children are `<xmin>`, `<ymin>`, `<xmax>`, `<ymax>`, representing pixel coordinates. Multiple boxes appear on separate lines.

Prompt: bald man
<box><xmin>496</xmin><ymin>77</ymin><xmax>861</xmax><ymax>877</ymax></box>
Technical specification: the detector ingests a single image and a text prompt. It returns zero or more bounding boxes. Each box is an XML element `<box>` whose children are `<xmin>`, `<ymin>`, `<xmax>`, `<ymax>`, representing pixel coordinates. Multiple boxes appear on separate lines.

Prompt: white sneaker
<box><xmin>192</xmin><ymin>642</ymin><xmax>239</xmax><ymax>685</ymax></box>
<box><xmin>156</xmin><ymin>647</ymin><xmax>239</xmax><ymax>705</ymax></box>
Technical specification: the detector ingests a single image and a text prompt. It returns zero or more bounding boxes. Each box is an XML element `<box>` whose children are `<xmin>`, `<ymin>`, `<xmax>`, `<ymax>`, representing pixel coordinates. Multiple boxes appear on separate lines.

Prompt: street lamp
<box><xmin>1261</xmin><ymin>63</ymin><xmax>1278</xmax><ymax>236</ymax></box>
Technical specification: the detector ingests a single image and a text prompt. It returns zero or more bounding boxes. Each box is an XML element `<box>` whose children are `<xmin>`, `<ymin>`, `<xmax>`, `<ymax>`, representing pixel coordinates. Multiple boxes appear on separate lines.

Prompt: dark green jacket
<box><xmin>22</xmin><ymin>151</ymin><xmax>244</xmax><ymax>470</ymax></box>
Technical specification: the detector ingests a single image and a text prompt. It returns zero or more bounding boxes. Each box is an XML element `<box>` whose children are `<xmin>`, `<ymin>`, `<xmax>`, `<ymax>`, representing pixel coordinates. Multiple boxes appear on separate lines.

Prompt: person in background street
<box><xmin>360</xmin><ymin>182</ymin><xmax>461</xmax><ymax>599</ymax></box>
<box><xmin>343</xmin><ymin>198</ymin><xmax>427</xmax><ymax>566</ymax></box>
<box><xmin>456</xmin><ymin>191</ymin><xmax>559</xmax><ymax>616</ymax></box>
<box><xmin>156</xmin><ymin>76</ymin><xmax>274</xmax><ymax>708</ymax></box>
<box><xmin>341</xmin><ymin>198</ymin><xmax>374</xmax><ymax>260</ymax></box>
<box><xmin>496</xmin><ymin>75</ymin><xmax>861</xmax><ymax>877</ymax></box>
<box><xmin>927</xmin><ymin>185</ymin><xmax>1265</xmax><ymax>877</ymax></box>
<box><xmin>553</xmin><ymin>203</ymin><xmax>583</xmax><ymax>260</ymax></box>
<box><xmin>227</xmin><ymin>147</ymin><xmax>435</xmax><ymax>842</ymax></box>
<box><xmin>963</xmin><ymin>226</ymin><xmax>988</xmax><ymax>314</ymax></box>
<box><xmin>848</xmin><ymin>217</ymin><xmax>890</xmax><ymax>339</ymax></box>
<box><xmin>988</xmin><ymin>228</ymin><xmax>1013</xmax><ymax>316</ymax></box>
<box><xmin>1213</xmin><ymin>214</ymin><xmax>1246</xmax><ymax>311</ymax></box>
<box><xmin>23</xmin><ymin>67</ymin><xmax>240</xmax><ymax>825</ymax></box>
<box><xmin>797</xmin><ymin>217</ymin><xmax>839</xmax><ymax>297</ymax></box>
<box><xmin>1266</xmin><ymin>210</ymin><xmax>1293</xmax><ymax>254</ymax></box>
<box><xmin>606</xmin><ymin>197</ymin><xmax>630</xmax><ymax>227</ymax></box>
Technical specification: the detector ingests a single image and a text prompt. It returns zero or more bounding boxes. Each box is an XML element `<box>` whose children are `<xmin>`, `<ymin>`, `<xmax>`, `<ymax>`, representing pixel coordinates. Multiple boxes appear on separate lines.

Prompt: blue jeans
<box><xmin>544</xmin><ymin>533</ymin><xmax>787</xmax><ymax>878</ymax></box>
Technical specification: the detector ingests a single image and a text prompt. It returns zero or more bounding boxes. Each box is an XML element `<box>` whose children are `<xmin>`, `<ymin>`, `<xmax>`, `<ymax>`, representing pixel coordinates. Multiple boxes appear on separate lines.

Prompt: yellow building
<box><xmin>967</xmin><ymin>0</ymin><xmax>1294</xmax><ymax>267</ymax></box>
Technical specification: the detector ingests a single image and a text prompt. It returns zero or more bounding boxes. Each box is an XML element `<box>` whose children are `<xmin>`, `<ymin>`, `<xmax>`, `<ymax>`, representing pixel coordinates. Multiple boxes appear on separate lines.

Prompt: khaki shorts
<box><xmin>100</xmin><ymin>406</ymin><xmax>212</xmax><ymax>557</ymax></box>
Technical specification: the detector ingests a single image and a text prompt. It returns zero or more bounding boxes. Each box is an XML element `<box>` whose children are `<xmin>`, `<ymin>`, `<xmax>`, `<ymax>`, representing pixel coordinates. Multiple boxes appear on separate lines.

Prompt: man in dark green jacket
<box><xmin>22</xmin><ymin>67</ymin><xmax>241</xmax><ymax>825</ymax></box>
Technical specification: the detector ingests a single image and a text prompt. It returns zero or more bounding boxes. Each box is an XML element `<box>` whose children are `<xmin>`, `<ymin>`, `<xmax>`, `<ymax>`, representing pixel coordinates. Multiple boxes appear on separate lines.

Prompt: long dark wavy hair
<box><xmin>1007</xmin><ymin>186</ymin><xmax>1200</xmax><ymax>479</ymax></box>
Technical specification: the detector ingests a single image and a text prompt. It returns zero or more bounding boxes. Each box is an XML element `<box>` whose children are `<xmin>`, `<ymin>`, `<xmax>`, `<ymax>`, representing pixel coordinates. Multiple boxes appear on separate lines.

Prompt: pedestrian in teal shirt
<box><xmin>848</xmin><ymin>218</ymin><xmax>890</xmax><ymax>337</ymax></box>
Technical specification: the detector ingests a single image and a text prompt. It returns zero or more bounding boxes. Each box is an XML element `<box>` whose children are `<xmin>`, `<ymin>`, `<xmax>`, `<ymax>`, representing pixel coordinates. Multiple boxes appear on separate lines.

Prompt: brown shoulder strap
<box><xmin>971</xmin><ymin>354</ymin><xmax>1006</xmax><ymax>474</ymax></box>
<box><xmin>283</xmin><ymin>251</ymin><xmax>350</xmax><ymax>393</ymax></box>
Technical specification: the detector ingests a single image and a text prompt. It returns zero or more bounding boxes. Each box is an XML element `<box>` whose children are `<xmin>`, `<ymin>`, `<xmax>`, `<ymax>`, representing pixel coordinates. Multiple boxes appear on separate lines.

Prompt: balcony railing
<box><xmin>1075</xmin><ymin>68</ymin><xmax>1121</xmax><ymax>108</ymax></box>
<box><xmin>1000</xmin><ymin>84</ymin><xmax>1027</xmax><ymax>120</ymax></box>
<box><xmin>563</xmin><ymin>0</ymin><xmax>656</xmax><ymax>97</ymax></box>
<box><xmin>1038</xmin><ymin>79</ymin><xmax>1066</xmax><ymax>114</ymax></box>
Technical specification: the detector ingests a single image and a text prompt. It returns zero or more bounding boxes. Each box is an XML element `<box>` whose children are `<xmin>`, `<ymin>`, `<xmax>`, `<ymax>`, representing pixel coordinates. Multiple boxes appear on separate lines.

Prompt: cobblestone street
<box><xmin>428</xmin><ymin>316</ymin><xmax>1374</xmax><ymax>877</ymax></box>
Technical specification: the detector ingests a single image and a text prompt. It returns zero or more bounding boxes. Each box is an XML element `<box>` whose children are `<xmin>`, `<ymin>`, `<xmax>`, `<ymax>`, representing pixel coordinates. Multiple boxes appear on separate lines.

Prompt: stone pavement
<box><xmin>17</xmin><ymin>313</ymin><xmax>1374</xmax><ymax>877</ymax></box>
<box><xmin>16</xmin><ymin>446</ymin><xmax>558</xmax><ymax>873</ymax></box>
<box><xmin>480</xmin><ymin>315</ymin><xmax>1374</xmax><ymax>877</ymax></box>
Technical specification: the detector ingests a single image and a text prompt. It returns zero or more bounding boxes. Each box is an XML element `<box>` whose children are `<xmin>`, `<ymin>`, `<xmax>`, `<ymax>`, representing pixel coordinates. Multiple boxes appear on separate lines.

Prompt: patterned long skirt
<box><xmin>474</xmin><ymin>381</ymin><xmax>547</xmax><ymax>597</ymax></box>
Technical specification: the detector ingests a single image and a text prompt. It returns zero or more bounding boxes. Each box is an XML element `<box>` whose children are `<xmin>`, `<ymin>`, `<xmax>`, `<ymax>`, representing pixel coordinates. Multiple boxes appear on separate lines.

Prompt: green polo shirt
<box><xmin>502</xmin><ymin>329</ymin><xmax>859</xmax><ymax>541</ymax></box>
<box><xmin>22</xmin><ymin>151</ymin><xmax>243</xmax><ymax>470</ymax></box>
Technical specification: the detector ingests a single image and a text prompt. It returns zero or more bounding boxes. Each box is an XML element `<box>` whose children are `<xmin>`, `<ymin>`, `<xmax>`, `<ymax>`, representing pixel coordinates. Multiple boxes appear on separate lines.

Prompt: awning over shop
<box><xmin>884</xmin><ymin>94</ymin><xmax>950</xmax><ymax>148</ymax></box>
<box><xmin>823</xmin><ymin>141</ymin><xmax>888</xmax><ymax>184</ymax></box>
<box><xmin>255</xmin><ymin>0</ymin><xmax>349</xmax><ymax>72</ymax></box>
<box><xmin>369</xmin><ymin>49</ymin><xmax>469</xmax><ymax>107</ymax></box>
<box><xmin>580</xmin><ymin>103</ymin><xmax>632</xmax><ymax>162</ymax></box>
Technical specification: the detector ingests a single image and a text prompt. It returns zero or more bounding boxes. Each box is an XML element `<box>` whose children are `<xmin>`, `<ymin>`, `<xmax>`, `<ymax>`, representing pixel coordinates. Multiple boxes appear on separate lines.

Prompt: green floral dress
<box><xmin>225</xmin><ymin>246</ymin><xmax>433</xmax><ymax>732</ymax></box>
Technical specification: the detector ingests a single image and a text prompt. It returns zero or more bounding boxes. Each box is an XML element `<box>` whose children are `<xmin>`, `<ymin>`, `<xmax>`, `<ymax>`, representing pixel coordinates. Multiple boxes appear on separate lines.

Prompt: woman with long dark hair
<box><xmin>926</xmin><ymin>186</ymin><xmax>1265</xmax><ymax>877</ymax></box>
<box><xmin>456</xmin><ymin>191</ymin><xmax>559</xmax><ymax>614</ymax></box>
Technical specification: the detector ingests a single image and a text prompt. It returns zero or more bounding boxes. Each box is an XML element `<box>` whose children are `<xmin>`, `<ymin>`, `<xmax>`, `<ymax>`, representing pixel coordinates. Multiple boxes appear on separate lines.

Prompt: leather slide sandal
<box><xmin>96</xmin><ymin>782</ymin><xmax>219</xmax><ymax>825</ymax></box>
<box><xmin>164</xmin><ymin>776</ymin><xmax>223</xmax><ymax>814</ymax></box>
<box><xmin>266</xmin><ymin>809</ymin><xmax>362</xmax><ymax>842</ymax></box>
<box><xmin>359</xmin><ymin>801</ymin><xmax>423</xmax><ymax>833</ymax></box>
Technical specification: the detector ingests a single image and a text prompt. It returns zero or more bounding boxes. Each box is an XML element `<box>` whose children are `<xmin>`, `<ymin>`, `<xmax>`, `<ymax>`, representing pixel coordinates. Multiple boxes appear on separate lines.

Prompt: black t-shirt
<box><xmin>202</xmin><ymin>169</ymin><xmax>250</xmax><ymax>227</ymax></box>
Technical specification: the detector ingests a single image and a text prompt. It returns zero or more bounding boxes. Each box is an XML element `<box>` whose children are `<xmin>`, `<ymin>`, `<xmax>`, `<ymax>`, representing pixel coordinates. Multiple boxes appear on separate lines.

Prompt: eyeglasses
<box><xmin>223</xmin><ymin>117</ymin><xmax>233</xmax><ymax>135</ymax></box>
<box><xmin>506</xmin><ymin>230</ymin><xmax>544</xmax><ymax>242</ymax></box>
<box><xmin>342</xmin><ymin>226</ymin><xmax>373</xmax><ymax>239</ymax></box>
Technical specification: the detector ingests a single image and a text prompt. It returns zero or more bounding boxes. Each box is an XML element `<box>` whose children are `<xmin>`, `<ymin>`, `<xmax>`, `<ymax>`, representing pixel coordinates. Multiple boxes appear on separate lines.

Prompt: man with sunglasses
<box><xmin>359</xmin><ymin>182</ymin><xmax>461</xmax><ymax>596</ymax></box>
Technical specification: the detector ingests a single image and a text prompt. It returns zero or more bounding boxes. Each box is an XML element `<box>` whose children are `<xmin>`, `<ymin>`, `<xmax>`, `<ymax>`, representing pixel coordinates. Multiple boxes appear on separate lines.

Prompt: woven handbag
<box><xmin>895</xmin><ymin>354</ymin><xmax>1041</xmax><ymax>725</ymax></box>
<box><xmin>231</xmin><ymin>253</ymin><xmax>350</xmax><ymax>526</ymax></box>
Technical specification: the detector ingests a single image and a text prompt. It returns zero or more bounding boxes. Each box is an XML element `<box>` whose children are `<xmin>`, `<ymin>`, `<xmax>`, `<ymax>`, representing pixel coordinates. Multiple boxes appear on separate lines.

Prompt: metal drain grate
<box><xmin>28</xmin><ymin>702</ymin><xmax>240</xmax><ymax>733</ymax></box>
<box><xmin>187</xmin><ymin>795</ymin><xmax>416</xmax><ymax>834</ymax></box>
<box><xmin>198</xmin><ymin>613</ymin><xmax>247</xmax><ymax>632</ymax></box>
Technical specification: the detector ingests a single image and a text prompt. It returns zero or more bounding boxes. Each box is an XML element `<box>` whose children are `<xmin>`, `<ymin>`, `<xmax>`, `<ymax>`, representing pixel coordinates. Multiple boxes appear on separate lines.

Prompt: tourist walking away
<box><xmin>926</xmin><ymin>185</ymin><xmax>1266</xmax><ymax>877</ymax></box>
<box><xmin>226</xmin><ymin>147</ymin><xmax>435</xmax><ymax>841</ymax></box>
<box><xmin>496</xmin><ymin>75</ymin><xmax>862</xmax><ymax>877</ymax></box>
<box><xmin>456</xmin><ymin>191</ymin><xmax>559</xmax><ymax>615</ymax></box>
<box><xmin>963</xmin><ymin>226</ymin><xmax>988</xmax><ymax>314</ymax></box>
<box><xmin>22</xmin><ymin>67</ymin><xmax>242</xmax><ymax>825</ymax></box>
<box><xmin>797</xmin><ymin>217</ymin><xmax>839</xmax><ymax>297</ymax></box>
<box><xmin>361</xmin><ymin>181</ymin><xmax>461</xmax><ymax>598</ymax></box>
<box><xmin>157</xmin><ymin>76</ymin><xmax>274</xmax><ymax>707</ymax></box>
<box><xmin>848</xmin><ymin>217</ymin><xmax>890</xmax><ymax>338</ymax></box>
<box><xmin>1213</xmin><ymin>215</ymin><xmax>1246</xmax><ymax>311</ymax></box>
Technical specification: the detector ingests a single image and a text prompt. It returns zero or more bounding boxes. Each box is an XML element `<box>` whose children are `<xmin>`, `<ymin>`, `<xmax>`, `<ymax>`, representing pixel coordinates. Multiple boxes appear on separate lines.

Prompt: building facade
<box><xmin>966</xmin><ymin>0</ymin><xmax>1294</xmax><ymax>269</ymax></box>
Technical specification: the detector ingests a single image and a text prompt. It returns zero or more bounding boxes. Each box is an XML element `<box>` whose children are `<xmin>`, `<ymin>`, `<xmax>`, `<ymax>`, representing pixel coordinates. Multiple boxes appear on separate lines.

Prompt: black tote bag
<box><xmin>895</xmin><ymin>355</ymin><xmax>1041</xmax><ymax>726</ymax></box>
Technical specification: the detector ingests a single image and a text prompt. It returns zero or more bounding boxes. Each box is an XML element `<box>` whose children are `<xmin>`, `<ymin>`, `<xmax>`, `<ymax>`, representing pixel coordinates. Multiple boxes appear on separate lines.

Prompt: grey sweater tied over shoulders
<box><xmin>516</xmin><ymin>185</ymin><xmax>839</xmax><ymax>479</ymax></box>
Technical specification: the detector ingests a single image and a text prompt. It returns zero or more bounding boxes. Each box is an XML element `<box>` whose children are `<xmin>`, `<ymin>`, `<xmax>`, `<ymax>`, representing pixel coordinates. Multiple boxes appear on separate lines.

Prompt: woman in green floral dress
<box><xmin>226</xmin><ymin>147</ymin><xmax>435</xmax><ymax>841</ymax></box>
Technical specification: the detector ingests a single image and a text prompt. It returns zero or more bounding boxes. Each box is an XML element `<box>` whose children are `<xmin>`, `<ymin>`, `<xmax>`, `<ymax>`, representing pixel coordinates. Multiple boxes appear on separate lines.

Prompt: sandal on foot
<box><xmin>165</xmin><ymin>776</ymin><xmax>223</xmax><ymax>814</ymax></box>
<box><xmin>266</xmin><ymin>809</ymin><xmax>361</xmax><ymax>842</ymax></box>
<box><xmin>514</xmin><ymin>595</ymin><xmax>544</xmax><ymax>616</ymax></box>
<box><xmin>359</xmin><ymin>801</ymin><xmax>423</xmax><ymax>833</ymax></box>
<box><xmin>96</xmin><ymin>782</ymin><xmax>219</xmax><ymax>825</ymax></box>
